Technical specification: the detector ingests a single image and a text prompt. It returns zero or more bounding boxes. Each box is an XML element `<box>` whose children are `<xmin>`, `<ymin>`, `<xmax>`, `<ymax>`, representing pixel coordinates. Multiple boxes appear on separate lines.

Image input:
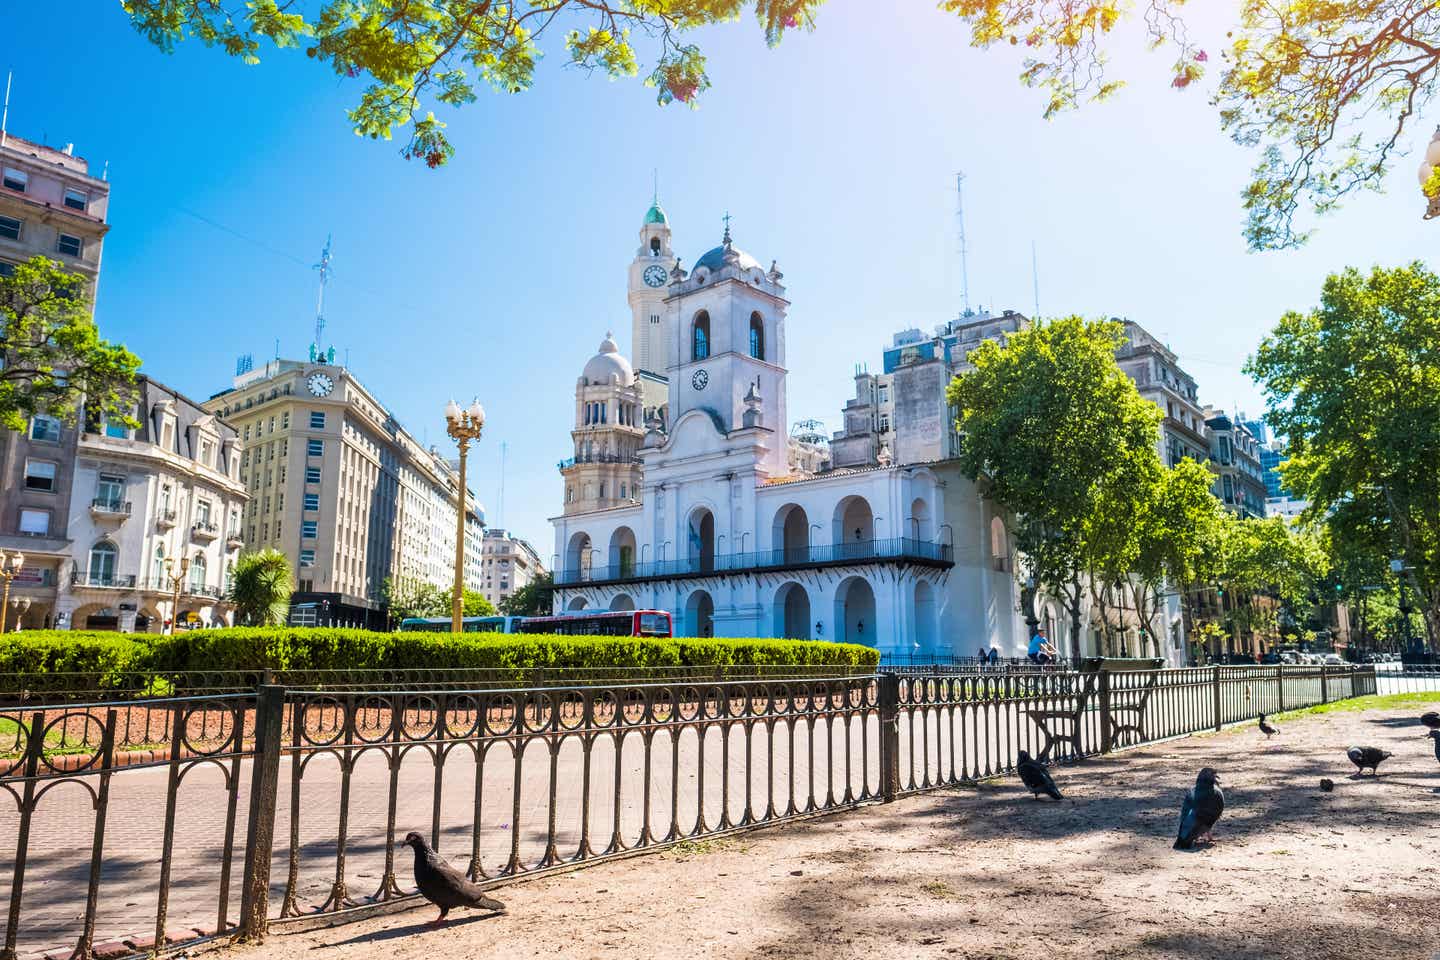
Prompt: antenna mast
<box><xmin>497</xmin><ymin>440</ymin><xmax>507</xmax><ymax>529</ymax></box>
<box><xmin>1031</xmin><ymin>240</ymin><xmax>1040</xmax><ymax>320</ymax></box>
<box><xmin>312</xmin><ymin>235</ymin><xmax>333</xmax><ymax>355</ymax></box>
<box><xmin>955</xmin><ymin>172</ymin><xmax>970</xmax><ymax>314</ymax></box>
<box><xmin>0</xmin><ymin>72</ymin><xmax>12</xmax><ymax>153</ymax></box>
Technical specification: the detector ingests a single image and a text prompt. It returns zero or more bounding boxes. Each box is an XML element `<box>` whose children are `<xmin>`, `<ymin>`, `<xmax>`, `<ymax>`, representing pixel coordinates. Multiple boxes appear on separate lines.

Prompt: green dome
<box><xmin>645</xmin><ymin>202</ymin><xmax>668</xmax><ymax>225</ymax></box>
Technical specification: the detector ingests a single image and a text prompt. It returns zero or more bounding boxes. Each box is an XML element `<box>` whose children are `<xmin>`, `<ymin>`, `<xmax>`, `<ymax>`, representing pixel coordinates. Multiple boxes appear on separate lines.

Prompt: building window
<box><xmin>306</xmin><ymin>466</ymin><xmax>321</xmax><ymax>484</ymax></box>
<box><xmin>103</xmin><ymin>417</ymin><xmax>129</xmax><ymax>439</ymax></box>
<box><xmin>197</xmin><ymin>499</ymin><xmax>212</xmax><ymax>525</ymax></box>
<box><xmin>0</xmin><ymin>215</ymin><xmax>20</xmax><ymax>240</ymax></box>
<box><xmin>29</xmin><ymin>415</ymin><xmax>61</xmax><ymax>442</ymax></box>
<box><xmin>243</xmin><ymin>424</ymin><xmax>250</xmax><ymax>441</ymax></box>
<box><xmin>200</xmin><ymin>439</ymin><xmax>214</xmax><ymax>466</ymax></box>
<box><xmin>23</xmin><ymin>459</ymin><xmax>56</xmax><ymax>491</ymax></box>
<box><xmin>152</xmin><ymin>545</ymin><xmax>166</xmax><ymax>583</ymax></box>
<box><xmin>282</xmin><ymin>411</ymin><xmax>290</xmax><ymax>430</ymax></box>
<box><xmin>56</xmin><ymin>234</ymin><xmax>83</xmax><ymax>258</ymax></box>
<box><xmin>88</xmin><ymin>541</ymin><xmax>118</xmax><ymax>585</ymax></box>
<box><xmin>879</xmin><ymin>415</ymin><xmax>890</xmax><ymax>432</ymax></box>
<box><xmin>2</xmin><ymin>168</ymin><xmax>26</xmax><ymax>192</ymax></box>
<box><xmin>302</xmin><ymin>520</ymin><xmax>318</xmax><ymax>539</ymax></box>
<box><xmin>303</xmin><ymin>493</ymin><xmax>320</xmax><ymax>511</ymax></box>
<box><xmin>63</xmin><ymin>188</ymin><xmax>88</xmax><ymax>212</ymax></box>
<box><xmin>692</xmin><ymin>311</ymin><xmax>710</xmax><ymax>361</ymax></box>
<box><xmin>749</xmin><ymin>312</ymin><xmax>765</xmax><ymax>360</ymax></box>
<box><xmin>0</xmin><ymin>260</ymin><xmax>13</xmax><ymax>277</ymax></box>
<box><xmin>18</xmin><ymin>509</ymin><xmax>48</xmax><ymax>535</ymax></box>
<box><xmin>190</xmin><ymin>553</ymin><xmax>207</xmax><ymax>592</ymax></box>
<box><xmin>310</xmin><ymin>411</ymin><xmax>325</xmax><ymax>429</ymax></box>
<box><xmin>96</xmin><ymin>474</ymin><xmax>125</xmax><ymax>507</ymax></box>
<box><xmin>307</xmin><ymin>439</ymin><xmax>324</xmax><ymax>457</ymax></box>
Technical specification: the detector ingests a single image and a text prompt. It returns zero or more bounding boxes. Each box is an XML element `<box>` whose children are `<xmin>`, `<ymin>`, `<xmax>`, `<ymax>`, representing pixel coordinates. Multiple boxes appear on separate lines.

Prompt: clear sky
<box><xmin>2</xmin><ymin>3</ymin><xmax>1430</xmax><ymax>558</ymax></box>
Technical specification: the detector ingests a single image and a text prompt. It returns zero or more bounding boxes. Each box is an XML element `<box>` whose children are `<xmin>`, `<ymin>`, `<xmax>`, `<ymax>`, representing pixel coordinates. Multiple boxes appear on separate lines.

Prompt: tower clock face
<box><xmin>642</xmin><ymin>265</ymin><xmax>668</xmax><ymax>287</ymax></box>
<box><xmin>307</xmin><ymin>373</ymin><xmax>334</xmax><ymax>397</ymax></box>
<box><xmin>691</xmin><ymin>369</ymin><xmax>709</xmax><ymax>391</ymax></box>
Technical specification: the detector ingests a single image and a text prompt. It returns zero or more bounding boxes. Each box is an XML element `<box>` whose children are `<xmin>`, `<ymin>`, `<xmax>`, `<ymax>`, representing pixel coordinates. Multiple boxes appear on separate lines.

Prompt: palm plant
<box><xmin>230</xmin><ymin>549</ymin><xmax>293</xmax><ymax>626</ymax></box>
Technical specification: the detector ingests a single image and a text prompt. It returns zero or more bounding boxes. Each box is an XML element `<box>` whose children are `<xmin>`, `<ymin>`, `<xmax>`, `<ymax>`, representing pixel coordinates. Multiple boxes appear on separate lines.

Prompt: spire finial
<box><xmin>722</xmin><ymin>210</ymin><xmax>732</xmax><ymax>245</ymax></box>
<box><xmin>652</xmin><ymin>168</ymin><xmax>659</xmax><ymax>206</ymax></box>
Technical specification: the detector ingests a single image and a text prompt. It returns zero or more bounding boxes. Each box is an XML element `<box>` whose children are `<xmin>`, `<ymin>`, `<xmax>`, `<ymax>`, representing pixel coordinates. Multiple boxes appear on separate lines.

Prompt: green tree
<box><xmin>948</xmin><ymin>317</ymin><xmax>1161</xmax><ymax>662</ymax></box>
<box><xmin>462</xmin><ymin>589</ymin><xmax>497</xmax><ymax>617</ymax></box>
<box><xmin>1</xmin><ymin>256</ymin><xmax>140</xmax><ymax>431</ymax></box>
<box><xmin>381</xmin><ymin>577</ymin><xmax>448</xmax><ymax>620</ymax></box>
<box><xmin>1246</xmin><ymin>263</ymin><xmax>1440</xmax><ymax>652</ymax></box>
<box><xmin>1217</xmin><ymin>515</ymin><xmax>1329</xmax><ymax>656</ymax></box>
<box><xmin>229</xmin><ymin>549</ymin><xmax>294</xmax><ymax>626</ymax></box>
<box><xmin>499</xmin><ymin>572</ymin><xmax>554</xmax><ymax>617</ymax></box>
<box><xmin>121</xmin><ymin>1</ymin><xmax>1421</xmax><ymax>248</ymax></box>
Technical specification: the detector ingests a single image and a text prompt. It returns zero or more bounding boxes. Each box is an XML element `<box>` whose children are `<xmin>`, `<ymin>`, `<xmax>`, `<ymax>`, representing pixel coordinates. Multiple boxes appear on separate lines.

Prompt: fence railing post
<box><xmin>1212</xmin><ymin>665</ymin><xmax>1223</xmax><ymax>731</ymax></box>
<box><xmin>1320</xmin><ymin>666</ymin><xmax>1329</xmax><ymax>704</ymax></box>
<box><xmin>1275</xmin><ymin>664</ymin><xmax>1285</xmax><ymax>713</ymax></box>
<box><xmin>878</xmin><ymin>673</ymin><xmax>900</xmax><ymax>803</ymax></box>
<box><xmin>238</xmin><ymin>684</ymin><xmax>286</xmax><ymax>941</ymax></box>
<box><xmin>1098</xmin><ymin>669</ymin><xmax>1113</xmax><ymax>754</ymax></box>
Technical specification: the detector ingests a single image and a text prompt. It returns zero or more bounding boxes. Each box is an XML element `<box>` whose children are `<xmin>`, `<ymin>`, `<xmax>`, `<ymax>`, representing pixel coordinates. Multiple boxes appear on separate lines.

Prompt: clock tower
<box><xmin>627</xmin><ymin>196</ymin><xmax>677</xmax><ymax>380</ymax></box>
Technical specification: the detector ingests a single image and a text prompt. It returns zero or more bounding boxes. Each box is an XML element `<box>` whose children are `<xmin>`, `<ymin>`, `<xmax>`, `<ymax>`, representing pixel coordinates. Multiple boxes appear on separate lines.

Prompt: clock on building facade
<box><xmin>691</xmin><ymin>368</ymin><xmax>709</xmax><ymax>391</ymax></box>
<box><xmin>642</xmin><ymin>264</ymin><xmax>668</xmax><ymax>287</ymax></box>
<box><xmin>307</xmin><ymin>373</ymin><xmax>334</xmax><ymax>397</ymax></box>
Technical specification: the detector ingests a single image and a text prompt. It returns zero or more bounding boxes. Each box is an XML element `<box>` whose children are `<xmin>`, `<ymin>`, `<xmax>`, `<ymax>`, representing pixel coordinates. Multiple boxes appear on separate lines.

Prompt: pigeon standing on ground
<box><xmin>1346</xmin><ymin>746</ymin><xmax>1393</xmax><ymax>777</ymax></box>
<box><xmin>401</xmin><ymin>831</ymin><xmax>505</xmax><ymax>924</ymax></box>
<box><xmin>1428</xmin><ymin>730</ymin><xmax>1440</xmax><ymax>763</ymax></box>
<box><xmin>1420</xmin><ymin>711</ymin><xmax>1440</xmax><ymax>731</ymax></box>
<box><xmin>1173</xmin><ymin>767</ymin><xmax>1224</xmax><ymax>850</ymax></box>
<box><xmin>1257</xmin><ymin>713</ymin><xmax>1279</xmax><ymax>739</ymax></box>
<box><xmin>1016</xmin><ymin>750</ymin><xmax>1063</xmax><ymax>800</ymax></box>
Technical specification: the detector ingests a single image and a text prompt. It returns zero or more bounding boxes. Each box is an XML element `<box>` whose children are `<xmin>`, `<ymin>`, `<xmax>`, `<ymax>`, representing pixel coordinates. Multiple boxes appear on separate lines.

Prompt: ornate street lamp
<box><xmin>0</xmin><ymin>551</ymin><xmax>25</xmax><ymax>633</ymax></box>
<box><xmin>164</xmin><ymin>556</ymin><xmax>191</xmax><ymax>635</ymax></box>
<box><xmin>1418</xmin><ymin>126</ymin><xmax>1440</xmax><ymax>219</ymax></box>
<box><xmin>444</xmin><ymin>398</ymin><xmax>485</xmax><ymax>634</ymax></box>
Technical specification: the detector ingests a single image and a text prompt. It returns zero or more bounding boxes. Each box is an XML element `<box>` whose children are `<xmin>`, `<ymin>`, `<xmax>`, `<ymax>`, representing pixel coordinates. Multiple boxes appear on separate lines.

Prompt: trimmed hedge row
<box><xmin>0</xmin><ymin>628</ymin><xmax>880</xmax><ymax>678</ymax></box>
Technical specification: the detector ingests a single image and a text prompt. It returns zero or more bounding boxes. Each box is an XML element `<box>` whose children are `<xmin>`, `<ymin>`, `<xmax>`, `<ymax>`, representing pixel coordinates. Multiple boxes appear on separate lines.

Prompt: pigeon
<box><xmin>1257</xmin><ymin>713</ymin><xmax>1279</xmax><ymax>738</ymax></box>
<box><xmin>1319</xmin><ymin>778</ymin><xmax>1334</xmax><ymax>792</ymax></box>
<box><xmin>1420</xmin><ymin>711</ymin><xmax>1440</xmax><ymax>731</ymax></box>
<box><xmin>1428</xmin><ymin>730</ymin><xmax>1440</xmax><ymax>763</ymax></box>
<box><xmin>1346</xmin><ymin>746</ymin><xmax>1393</xmax><ymax>777</ymax></box>
<box><xmin>1016</xmin><ymin>750</ymin><xmax>1063</xmax><ymax>800</ymax></box>
<box><xmin>401</xmin><ymin>831</ymin><xmax>505</xmax><ymax>924</ymax></box>
<box><xmin>1173</xmin><ymin>767</ymin><xmax>1224</xmax><ymax>850</ymax></box>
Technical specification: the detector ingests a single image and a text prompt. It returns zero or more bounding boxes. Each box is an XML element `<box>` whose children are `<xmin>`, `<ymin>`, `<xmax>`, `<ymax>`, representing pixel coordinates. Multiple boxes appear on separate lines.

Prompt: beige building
<box><xmin>0</xmin><ymin>133</ymin><xmax>112</xmax><ymax>628</ymax></box>
<box><xmin>204</xmin><ymin>358</ymin><xmax>481</xmax><ymax>626</ymax></box>
<box><xmin>1115</xmin><ymin>320</ymin><xmax>1210</xmax><ymax>468</ymax></box>
<box><xmin>477</xmin><ymin>528</ymin><xmax>544</xmax><ymax>608</ymax></box>
<box><xmin>560</xmin><ymin>334</ymin><xmax>646</xmax><ymax>515</ymax></box>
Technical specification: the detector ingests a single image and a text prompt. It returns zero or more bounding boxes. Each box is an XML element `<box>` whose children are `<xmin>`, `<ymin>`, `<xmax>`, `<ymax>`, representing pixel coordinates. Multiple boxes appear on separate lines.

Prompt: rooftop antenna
<box><xmin>497</xmin><ymin>440</ymin><xmax>508</xmax><ymax>528</ymax></box>
<box><xmin>652</xmin><ymin>168</ymin><xmax>659</xmax><ymax>206</ymax></box>
<box><xmin>956</xmin><ymin>172</ymin><xmax>970</xmax><ymax>314</ymax></box>
<box><xmin>0</xmin><ymin>71</ymin><xmax>12</xmax><ymax>153</ymax></box>
<box><xmin>1031</xmin><ymin>240</ymin><xmax>1040</xmax><ymax>319</ymax></box>
<box><xmin>101</xmin><ymin>160</ymin><xmax>109</xmax><ymax>182</ymax></box>
<box><xmin>312</xmin><ymin>235</ymin><xmax>333</xmax><ymax>355</ymax></box>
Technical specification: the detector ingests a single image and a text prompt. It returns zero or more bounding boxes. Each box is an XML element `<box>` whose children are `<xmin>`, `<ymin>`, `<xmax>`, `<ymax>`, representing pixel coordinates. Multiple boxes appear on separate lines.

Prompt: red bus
<box><xmin>518</xmin><ymin>609</ymin><xmax>673</xmax><ymax>637</ymax></box>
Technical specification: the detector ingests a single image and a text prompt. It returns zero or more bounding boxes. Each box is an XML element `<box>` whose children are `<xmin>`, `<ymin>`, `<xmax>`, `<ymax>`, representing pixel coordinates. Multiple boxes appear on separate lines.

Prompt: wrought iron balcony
<box><xmin>226</xmin><ymin>528</ymin><xmax>244</xmax><ymax>547</ymax></box>
<box><xmin>90</xmin><ymin>497</ymin><xmax>132</xmax><ymax>517</ymax></box>
<box><xmin>70</xmin><ymin>570</ymin><xmax>137</xmax><ymax>589</ymax></box>
<box><xmin>191</xmin><ymin>520</ymin><xmax>220</xmax><ymax>542</ymax></box>
<box><xmin>139</xmin><ymin>577</ymin><xmax>228</xmax><ymax>599</ymax></box>
<box><xmin>554</xmin><ymin>536</ymin><xmax>953</xmax><ymax>586</ymax></box>
<box><xmin>557</xmin><ymin>452</ymin><xmax>644</xmax><ymax>470</ymax></box>
<box><xmin>156</xmin><ymin>509</ymin><xmax>178</xmax><ymax>529</ymax></box>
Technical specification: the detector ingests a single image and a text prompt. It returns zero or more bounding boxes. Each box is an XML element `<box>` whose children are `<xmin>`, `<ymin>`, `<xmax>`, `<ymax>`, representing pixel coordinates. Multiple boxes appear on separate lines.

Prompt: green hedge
<box><xmin>0</xmin><ymin>627</ymin><xmax>879</xmax><ymax>679</ymax></box>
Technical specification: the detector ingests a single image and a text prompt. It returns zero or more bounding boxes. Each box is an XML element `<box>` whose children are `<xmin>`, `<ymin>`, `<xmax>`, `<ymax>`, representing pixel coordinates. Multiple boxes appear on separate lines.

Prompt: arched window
<box><xmin>89</xmin><ymin>540</ymin><xmax>118</xmax><ymax>586</ymax></box>
<box><xmin>190</xmin><ymin>553</ymin><xmax>207</xmax><ymax>592</ymax></box>
<box><xmin>692</xmin><ymin>311</ymin><xmax>710</xmax><ymax>362</ymax></box>
<box><xmin>749</xmin><ymin>312</ymin><xmax>765</xmax><ymax>360</ymax></box>
<box><xmin>649</xmin><ymin>237</ymin><xmax>661</xmax><ymax>255</ymax></box>
<box><xmin>151</xmin><ymin>544</ymin><xmax>165</xmax><ymax>585</ymax></box>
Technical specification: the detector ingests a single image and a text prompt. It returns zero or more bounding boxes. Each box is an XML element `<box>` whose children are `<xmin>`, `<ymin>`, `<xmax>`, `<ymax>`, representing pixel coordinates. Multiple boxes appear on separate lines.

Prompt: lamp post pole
<box><xmin>164</xmin><ymin>556</ymin><xmax>191</xmax><ymax>635</ymax></box>
<box><xmin>0</xmin><ymin>551</ymin><xmax>24</xmax><ymax>633</ymax></box>
<box><xmin>445</xmin><ymin>399</ymin><xmax>486</xmax><ymax>635</ymax></box>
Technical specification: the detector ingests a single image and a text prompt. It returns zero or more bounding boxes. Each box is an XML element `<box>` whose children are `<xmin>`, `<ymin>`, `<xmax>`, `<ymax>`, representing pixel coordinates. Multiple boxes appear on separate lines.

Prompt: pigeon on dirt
<box><xmin>1257</xmin><ymin>713</ymin><xmax>1279</xmax><ymax>738</ymax></box>
<box><xmin>1016</xmin><ymin>750</ymin><xmax>1063</xmax><ymax>800</ymax></box>
<box><xmin>1319</xmin><ymin>778</ymin><xmax>1334</xmax><ymax>792</ymax></box>
<box><xmin>1173</xmin><ymin>767</ymin><xmax>1224</xmax><ymax>850</ymax></box>
<box><xmin>1346</xmin><ymin>746</ymin><xmax>1392</xmax><ymax>777</ymax></box>
<box><xmin>1428</xmin><ymin>730</ymin><xmax>1440</xmax><ymax>763</ymax></box>
<box><xmin>1420</xmin><ymin>711</ymin><xmax>1440</xmax><ymax>731</ymax></box>
<box><xmin>401</xmin><ymin>831</ymin><xmax>505</xmax><ymax>924</ymax></box>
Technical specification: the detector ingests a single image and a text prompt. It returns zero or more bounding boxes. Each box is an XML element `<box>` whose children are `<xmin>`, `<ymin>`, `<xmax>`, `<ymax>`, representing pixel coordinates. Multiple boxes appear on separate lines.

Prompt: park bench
<box><xmin>1025</xmin><ymin>658</ymin><xmax>1164</xmax><ymax>761</ymax></box>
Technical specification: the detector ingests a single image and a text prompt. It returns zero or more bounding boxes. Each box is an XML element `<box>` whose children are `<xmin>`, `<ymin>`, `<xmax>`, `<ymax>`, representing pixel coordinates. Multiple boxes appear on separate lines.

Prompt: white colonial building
<box><xmin>549</xmin><ymin>207</ymin><xmax>1040</xmax><ymax>658</ymax></box>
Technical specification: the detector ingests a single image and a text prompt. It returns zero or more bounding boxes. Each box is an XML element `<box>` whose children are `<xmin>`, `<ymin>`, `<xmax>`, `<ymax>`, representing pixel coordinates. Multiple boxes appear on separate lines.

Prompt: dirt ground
<box><xmin>240</xmin><ymin>703</ymin><xmax>1440</xmax><ymax>960</ymax></box>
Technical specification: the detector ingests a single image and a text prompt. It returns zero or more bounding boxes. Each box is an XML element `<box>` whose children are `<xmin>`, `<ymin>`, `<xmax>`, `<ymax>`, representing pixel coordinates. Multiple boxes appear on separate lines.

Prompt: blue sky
<box><xmin>2</xmin><ymin>3</ymin><xmax>1430</xmax><ymax>557</ymax></box>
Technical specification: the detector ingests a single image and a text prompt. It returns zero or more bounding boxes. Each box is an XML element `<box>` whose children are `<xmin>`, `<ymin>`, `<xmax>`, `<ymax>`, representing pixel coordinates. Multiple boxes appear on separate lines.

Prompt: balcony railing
<box><xmin>139</xmin><ymin>577</ymin><xmax>228</xmax><ymax>599</ymax></box>
<box><xmin>90</xmin><ymin>497</ymin><xmax>132</xmax><ymax>517</ymax></box>
<box><xmin>156</xmin><ymin>509</ymin><xmax>178</xmax><ymax>528</ymax></box>
<box><xmin>70</xmin><ymin>571</ymin><xmax>137</xmax><ymax>589</ymax></box>
<box><xmin>226</xmin><ymin>528</ymin><xmax>244</xmax><ymax>546</ymax></box>
<box><xmin>191</xmin><ymin>520</ymin><xmax>220</xmax><ymax>541</ymax></box>
<box><xmin>557</xmin><ymin>452</ymin><xmax>644</xmax><ymax>470</ymax></box>
<box><xmin>555</xmin><ymin>536</ymin><xmax>953</xmax><ymax>586</ymax></box>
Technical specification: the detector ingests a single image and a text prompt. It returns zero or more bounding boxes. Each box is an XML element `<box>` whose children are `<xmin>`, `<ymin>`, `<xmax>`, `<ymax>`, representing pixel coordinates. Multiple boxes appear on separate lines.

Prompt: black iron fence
<box><xmin>0</xmin><ymin>664</ymin><xmax>1379</xmax><ymax>960</ymax></box>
